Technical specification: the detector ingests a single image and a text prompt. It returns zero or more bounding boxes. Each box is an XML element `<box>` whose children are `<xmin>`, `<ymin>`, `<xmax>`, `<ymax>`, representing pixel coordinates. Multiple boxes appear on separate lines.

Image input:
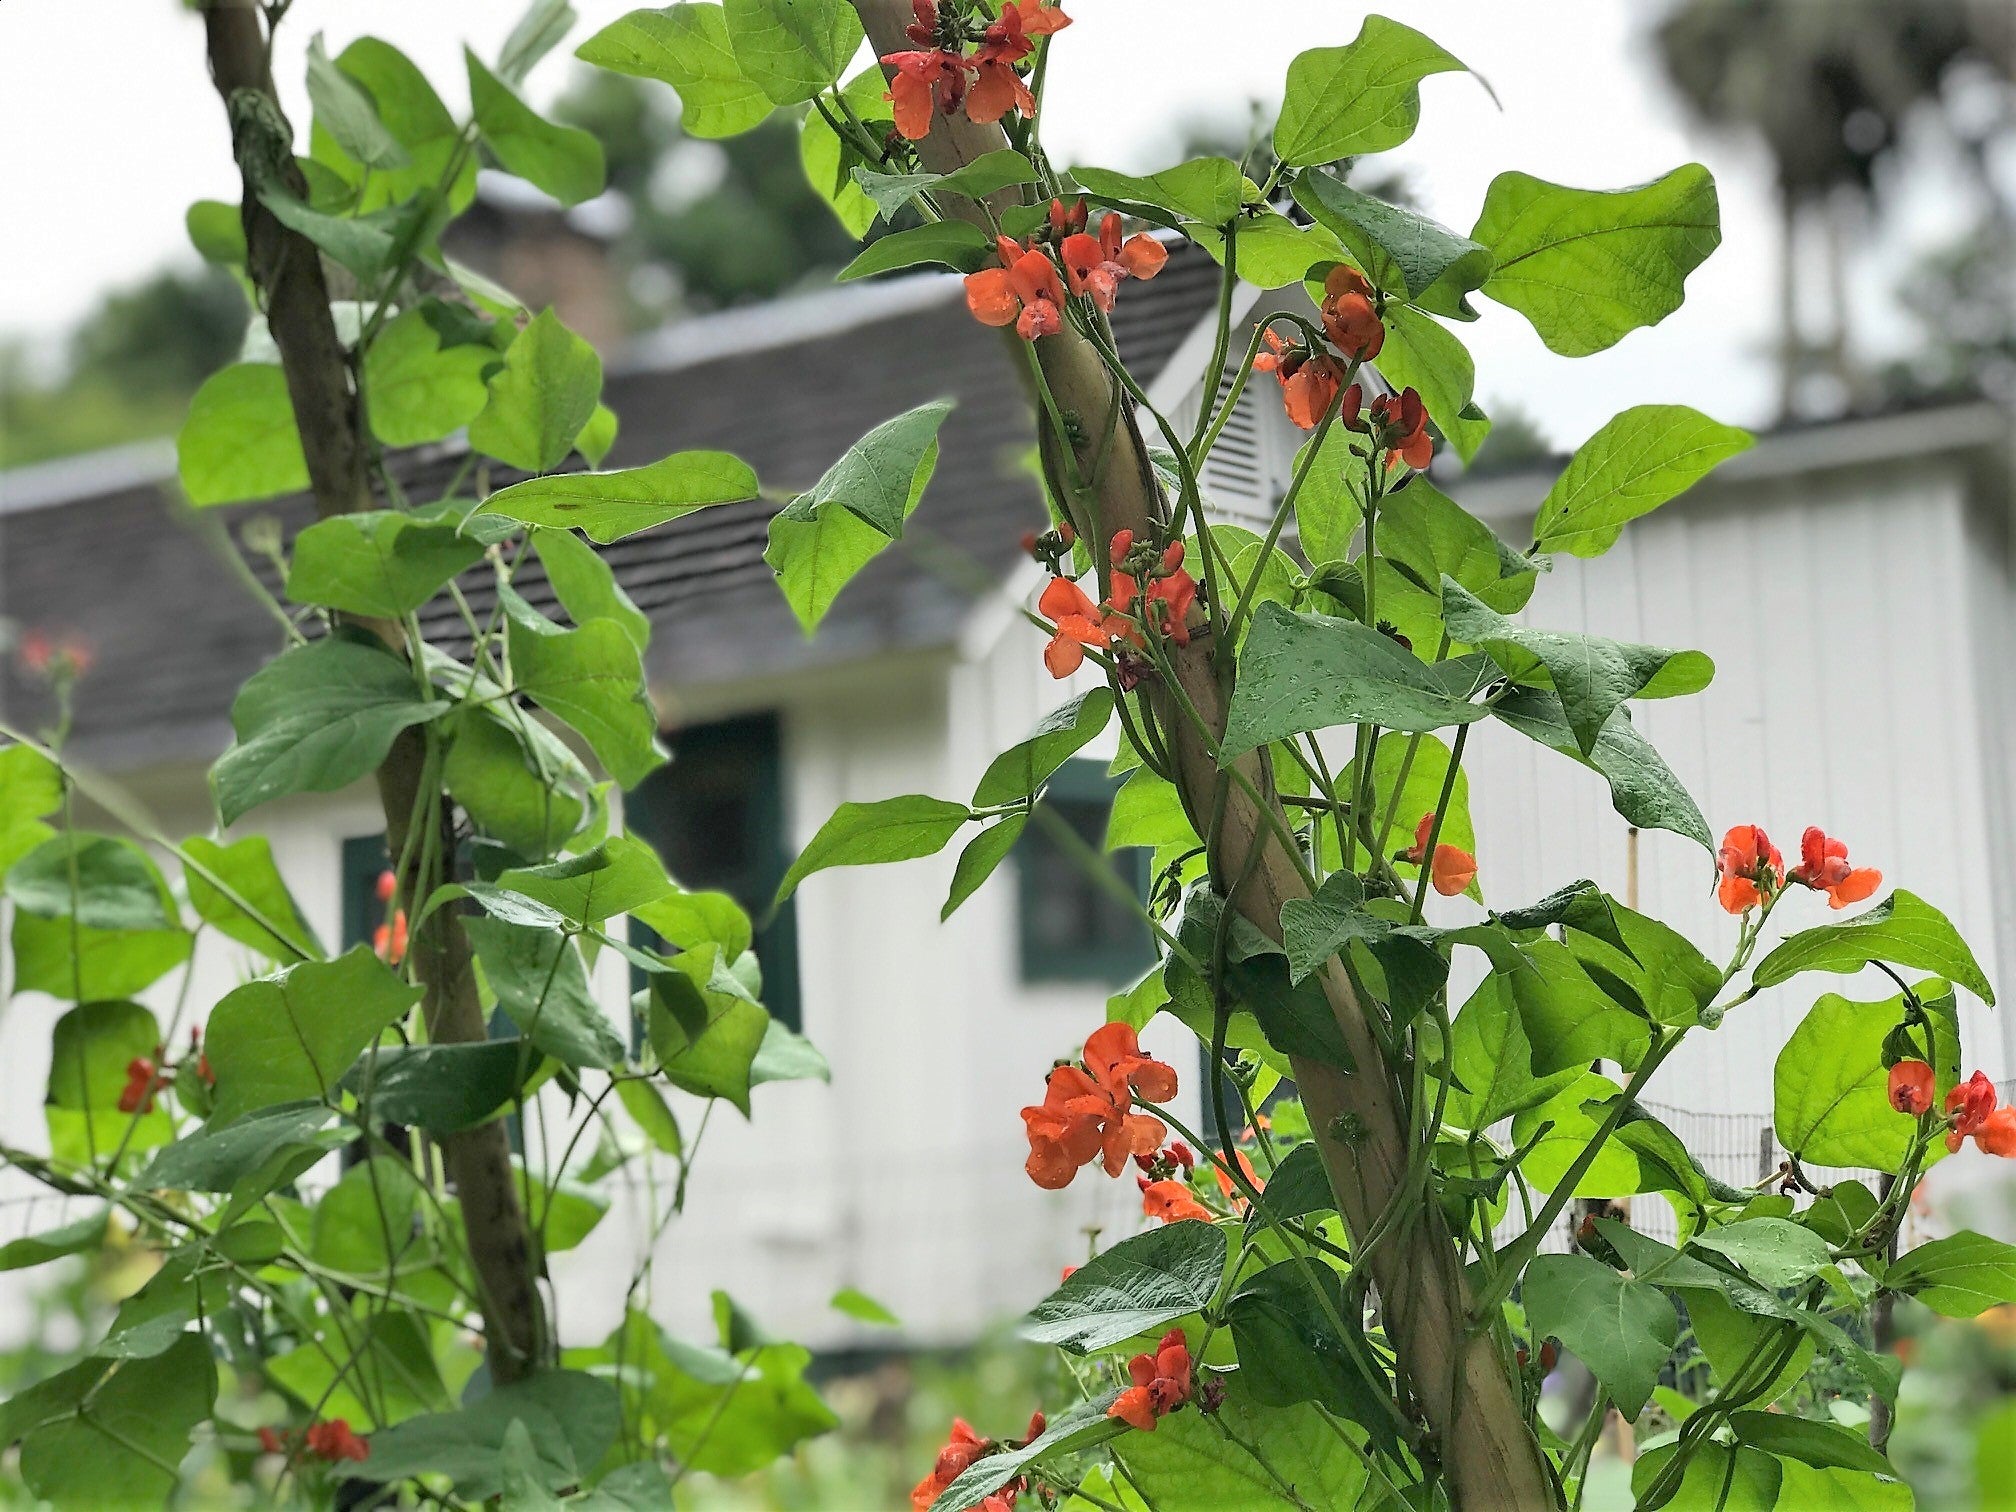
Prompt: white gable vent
<box><xmin>1169</xmin><ymin>365</ymin><xmax>1305</xmax><ymax>538</ymax></box>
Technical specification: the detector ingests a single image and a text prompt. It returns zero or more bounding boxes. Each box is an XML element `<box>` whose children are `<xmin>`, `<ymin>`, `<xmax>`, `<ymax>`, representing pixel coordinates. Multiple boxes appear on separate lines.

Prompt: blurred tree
<box><xmin>1654</xmin><ymin>0</ymin><xmax>2013</xmax><ymax>417</ymax></box>
<box><xmin>553</xmin><ymin>70</ymin><xmax>860</xmax><ymax>319</ymax></box>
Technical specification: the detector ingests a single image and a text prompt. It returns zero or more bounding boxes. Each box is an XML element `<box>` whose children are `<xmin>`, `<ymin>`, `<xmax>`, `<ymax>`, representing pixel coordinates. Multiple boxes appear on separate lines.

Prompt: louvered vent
<box><xmin>1173</xmin><ymin>367</ymin><xmax>1299</xmax><ymax>537</ymax></box>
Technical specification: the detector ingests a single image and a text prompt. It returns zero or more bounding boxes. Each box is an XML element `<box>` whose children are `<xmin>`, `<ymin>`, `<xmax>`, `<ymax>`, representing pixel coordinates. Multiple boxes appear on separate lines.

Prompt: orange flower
<box><xmin>303</xmin><ymin>1419</ymin><xmax>369</xmax><ymax>1463</ymax></box>
<box><xmin>375</xmin><ymin>868</ymin><xmax>397</xmax><ymax>904</ymax></box>
<box><xmin>966</xmin><ymin>1</ymin><xmax>1071</xmax><ymax>125</ymax></box>
<box><xmin>118</xmin><ymin>1057</ymin><xmax>160</xmax><ymax>1115</ymax></box>
<box><xmin>965</xmin><ymin>236</ymin><xmax>1067</xmax><ymax>340</ymax></box>
<box><xmin>1319</xmin><ymin>265</ymin><xmax>1384</xmax><ymax>362</ymax></box>
<box><xmin>1107</xmin><ymin>1329</ymin><xmax>1194</xmax><ymax>1432</ymax></box>
<box><xmin>1889</xmin><ymin>1059</ymin><xmax>1935</xmax><ymax>1116</ymax></box>
<box><xmin>374</xmin><ymin>909</ymin><xmax>408</xmax><ymax>964</ymax></box>
<box><xmin>1789</xmin><ymin>826</ymin><xmax>1881</xmax><ymax>909</ymax></box>
<box><xmin>1253</xmin><ymin>330</ymin><xmax>1343</xmax><ymax>430</ymax></box>
<box><xmin>1037</xmin><ymin>576</ymin><xmax>1116</xmax><ymax>678</ymax></box>
<box><xmin>1402</xmin><ymin>812</ymin><xmax>1477</xmax><ymax>896</ymax></box>
<box><xmin>1366</xmin><ymin>387</ymin><xmax>1431</xmax><ymax>471</ymax></box>
<box><xmin>1020</xmin><ymin>1023</ymin><xmax>1177</xmax><ymax>1190</ymax></box>
<box><xmin>911</xmin><ymin>1418</ymin><xmax>989</xmax><ymax>1511</ymax></box>
<box><xmin>1945</xmin><ymin>1070</ymin><xmax>2016</xmax><ymax>1157</ymax></box>
<box><xmin>882</xmin><ymin>48</ymin><xmax>969</xmax><ymax>141</ymax></box>
<box><xmin>1140</xmin><ymin>1178</ymin><xmax>1213</xmax><ymax>1224</ymax></box>
<box><xmin>1211</xmin><ymin>1147</ymin><xmax>1262</xmax><ymax>1211</ymax></box>
<box><xmin>1060</xmin><ymin>213</ymin><xmax>1167</xmax><ymax>313</ymax></box>
<box><xmin>1716</xmin><ymin>824</ymin><xmax>1782</xmax><ymax>914</ymax></box>
<box><xmin>1108</xmin><ymin>533</ymin><xmax>1199</xmax><ymax>648</ymax></box>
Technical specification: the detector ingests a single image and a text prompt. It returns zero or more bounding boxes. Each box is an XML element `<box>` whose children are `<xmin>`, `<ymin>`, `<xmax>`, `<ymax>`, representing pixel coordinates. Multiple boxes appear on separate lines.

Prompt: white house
<box><xmin>0</xmin><ymin>249</ymin><xmax>2010</xmax><ymax>1358</ymax></box>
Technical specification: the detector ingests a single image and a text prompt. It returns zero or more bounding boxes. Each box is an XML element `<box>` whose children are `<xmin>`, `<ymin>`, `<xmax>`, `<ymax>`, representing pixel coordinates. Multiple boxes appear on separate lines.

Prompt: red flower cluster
<box><xmin>118</xmin><ymin>1056</ymin><xmax>162</xmax><ymax>1115</ymax></box>
<box><xmin>967</xmin><ymin>234</ymin><xmax>1067</xmax><ymax>340</ymax></box>
<box><xmin>1108</xmin><ymin>1329</ymin><xmax>1193</xmax><ymax>1432</ymax></box>
<box><xmin>883</xmin><ymin>0</ymin><xmax>1071</xmax><ymax>141</ymax></box>
<box><xmin>1889</xmin><ymin>1059</ymin><xmax>1935</xmax><ymax>1115</ymax></box>
<box><xmin>1717</xmin><ymin>825</ymin><xmax>1880</xmax><ymax>915</ymax></box>
<box><xmin>1020</xmin><ymin>1023</ymin><xmax>1177</xmax><ymax>1189</ymax></box>
<box><xmin>1060</xmin><ymin>212</ymin><xmax>1167</xmax><ymax>312</ymax></box>
<box><xmin>1139</xmin><ymin>1178</ymin><xmax>1211</xmax><ymax>1225</ymax></box>
<box><xmin>1319</xmin><ymin>266</ymin><xmax>1384</xmax><ymax>361</ymax></box>
<box><xmin>1401</xmin><ymin>811</ymin><xmax>1477</xmax><ymax>897</ymax></box>
<box><xmin>1342</xmin><ymin>385</ymin><xmax>1432</xmax><ymax>472</ymax></box>
<box><xmin>1254</xmin><ymin>330</ymin><xmax>1344</xmax><ymax>430</ymax></box>
<box><xmin>1943</xmin><ymin>1070</ymin><xmax>2016</xmax><ymax>1157</ymax></box>
<box><xmin>259</xmin><ymin>1420</ymin><xmax>369</xmax><ymax>1462</ymax></box>
<box><xmin>910</xmin><ymin>1411</ymin><xmax>1045</xmax><ymax>1512</ymax></box>
<box><xmin>14</xmin><ymin>630</ymin><xmax>93</xmax><ymax>681</ymax></box>
<box><xmin>1036</xmin><ymin>531</ymin><xmax>1199</xmax><ymax>678</ymax></box>
<box><xmin>1788</xmin><ymin>826</ymin><xmax>1881</xmax><ymax>910</ymax></box>
<box><xmin>372</xmin><ymin>870</ymin><xmax>408</xmax><ymax>964</ymax></box>
<box><xmin>1211</xmin><ymin>1146</ymin><xmax>1262</xmax><ymax>1212</ymax></box>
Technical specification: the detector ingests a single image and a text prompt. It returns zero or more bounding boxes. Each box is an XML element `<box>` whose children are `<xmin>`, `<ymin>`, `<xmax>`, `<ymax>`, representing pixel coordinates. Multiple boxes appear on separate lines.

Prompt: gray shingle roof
<box><xmin>0</xmin><ymin>246</ymin><xmax>1219</xmax><ymax>772</ymax></box>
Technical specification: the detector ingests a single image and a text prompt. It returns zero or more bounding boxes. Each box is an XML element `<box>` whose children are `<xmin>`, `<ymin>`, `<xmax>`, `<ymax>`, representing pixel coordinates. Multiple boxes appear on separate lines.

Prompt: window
<box><xmin>339</xmin><ymin>835</ymin><xmax>392</xmax><ymax>952</ymax></box>
<box><xmin>624</xmin><ymin>713</ymin><xmax>801</xmax><ymax>1030</ymax></box>
<box><xmin>1015</xmin><ymin>759</ymin><xmax>1154</xmax><ymax>983</ymax></box>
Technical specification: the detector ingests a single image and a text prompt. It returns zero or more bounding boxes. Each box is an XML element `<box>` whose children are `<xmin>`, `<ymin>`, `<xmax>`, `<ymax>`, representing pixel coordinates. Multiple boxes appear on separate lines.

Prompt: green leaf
<box><xmin>468</xmin><ymin>308</ymin><xmax>604</xmax><ymax>471</ymax></box>
<box><xmin>829</xmin><ymin>1287</ymin><xmax>898</xmax><ymax>1326</ymax></box>
<box><xmin>496</xmin><ymin>835</ymin><xmax>674</xmax><ymax>923</ymax></box>
<box><xmin>0</xmin><ymin>744</ymin><xmax>63</xmax><ymax>875</ymax></box>
<box><xmin>616</xmin><ymin>1077</ymin><xmax>683</xmax><ymax>1153</ymax></box>
<box><xmin>344</xmin><ymin>1042</ymin><xmax>529</xmax><ymax>1132</ymax></box>
<box><xmin>207</xmin><ymin>947</ymin><xmax>423</xmax><ymax>1123</ymax></box>
<box><xmin>256</xmin><ymin>185</ymin><xmax>427</xmax><ymax>281</ymax></box>
<box><xmin>930</xmin><ymin>1397</ymin><xmax>1126</xmax><ymax>1512</ymax></box>
<box><xmin>468</xmin><ymin>49</ymin><xmax>605</xmax><ymax>203</ymax></box>
<box><xmin>1373</xmin><ymin>304</ymin><xmax>1491</xmax><ymax>462</ymax></box>
<box><xmin>444</xmin><ymin>707</ymin><xmax>589</xmax><ymax>859</ymax></box>
<box><xmin>503</xmin><ymin>592</ymin><xmax>664</xmax><ymax>788</ymax></box>
<box><xmin>12</xmin><ymin>913</ymin><xmax>189</xmax><ymax>1006</ymax></box>
<box><xmin>307</xmin><ymin>32</ymin><xmax>410</xmax><ymax>170</ymax></box>
<box><xmin>1692</xmin><ymin>1217</ymin><xmax>1833</xmax><ymax>1289</ymax></box>
<box><xmin>314</xmin><ymin>38</ymin><xmax>479</xmax><ymax>215</ymax></box>
<box><xmin>1472</xmin><ymin>164</ymin><xmax>1722</xmax><ymax>356</ymax></box>
<box><xmin>1293</xmin><ymin>170</ymin><xmax>1491</xmax><ymax>312</ymax></box>
<box><xmin>1441</xmin><ymin>579</ymin><xmax>1713</xmax><ymax>757</ymax></box>
<box><xmin>534</xmin><ymin>527</ymin><xmax>649</xmax><ymax>650</ymax></box>
<box><xmin>1632</xmin><ymin>1442</ymin><xmax>1782</xmax><ymax>1512</ymax></box>
<box><xmin>795</xmin><ymin>399</ymin><xmax>952</xmax><ymax>536</ymax></box>
<box><xmin>1441</xmin><ymin>971</ymin><xmax>1579</xmax><ymax>1129</ymax></box>
<box><xmin>466</xmin><ymin>917</ymin><xmax>624</xmax><ymax>1068</ymax></box>
<box><xmin>176</xmin><ymin>362</ymin><xmax>307</xmax><ymax>507</ymax></box>
<box><xmin>837</xmin><ymin>221</ymin><xmax>993</xmax><ymax>280</ymax></box>
<box><xmin>1728</xmin><ymin>1411</ymin><xmax>1896</xmax><ymax>1478</ymax></box>
<box><xmin>343</xmin><ymin>1370</ymin><xmax>620</xmax><ymax>1500</ymax></box>
<box><xmin>0</xmin><ymin>1211</ymin><xmax>109</xmax><ymax>1272</ymax></box>
<box><xmin>1290</xmin><ymin>423</ymin><xmax>1364</xmax><ymax>563</ymax></box>
<box><xmin>1110</xmin><ymin>1379</ymin><xmax>1368</xmax><ymax>1511</ymax></box>
<box><xmin>973</xmin><ymin>690</ymin><xmax>1115</xmax><ymax>807</ymax></box>
<box><xmin>497</xmin><ymin>0</ymin><xmax>575</xmax><ymax>85</ymax></box>
<box><xmin>647</xmin><ymin>946</ymin><xmax>770</xmax><ymax>1113</ymax></box>
<box><xmin>6</xmin><ymin>833</ymin><xmax>179</xmax><ymax>932</ymax></box>
<box><xmin>267</xmin><ymin>1312</ymin><xmax>450</xmax><ymax>1433</ymax></box>
<box><xmin>722</xmin><ymin>0</ymin><xmax>863</xmax><ymax>104</ymax></box>
<box><xmin>1523</xmin><ymin>1253</ymin><xmax>1674</xmax><ymax>1419</ymax></box>
<box><xmin>286</xmin><ymin>509</ymin><xmax>485</xmax><ymax>618</ymax></box>
<box><xmin>752</xmin><ymin>1017</ymin><xmax>830</xmax><ymax>1087</ymax></box>
<box><xmin>577</xmin><ymin>5</ymin><xmax>773</xmax><ymax>138</ymax></box>
<box><xmin>481</xmin><ymin>448</ymin><xmax>757</xmax><ymax>543</ymax></box>
<box><xmin>1331</xmin><ymin>730</ymin><xmax>1480</xmax><ymax>900</ymax></box>
<box><xmin>139</xmin><ymin>1102</ymin><xmax>340</xmax><ymax>1192</ymax></box>
<box><xmin>1226</xmin><ymin>1262</ymin><xmax>1394</xmax><ymax>1451</ymax></box>
<box><xmin>851</xmin><ymin>148</ymin><xmax>1037</xmax><ymax>220</ymax></box>
<box><xmin>776</xmin><ymin>794</ymin><xmax>969</xmax><ymax>903</ymax></box>
<box><xmin>1222</xmin><ymin>602</ymin><xmax>1494</xmax><ymax>760</ymax></box>
<box><xmin>211</xmin><ymin>635</ymin><xmax>452</xmax><ymax>827</ymax></box>
<box><xmin>631</xmin><ymin>888</ymin><xmax>753</xmax><ymax>959</ymax></box>
<box><xmin>17</xmin><ymin>1335</ymin><xmax>216</xmax><ymax>1510</ymax></box>
<box><xmin>182</xmin><ymin>834</ymin><xmax>322</xmax><ymax>961</ymax></box>
<box><xmin>186</xmin><ymin>199</ymin><xmax>246</xmax><ymax>265</ymax></box>
<box><xmin>1514</xmin><ymin>1072</ymin><xmax>1647</xmax><ymax>1198</ymax></box>
<box><xmin>1533</xmin><ymin>405</ymin><xmax>1754</xmax><ymax>558</ymax></box>
<box><xmin>1273</xmin><ymin>15</ymin><xmax>1467</xmax><ymax>166</ymax></box>
<box><xmin>1491</xmin><ymin>688</ymin><xmax>1711</xmax><ymax>849</ymax></box>
<box><xmin>1189</xmin><ymin>210</ymin><xmax>1346</xmax><ymax>289</ymax></box>
<box><xmin>1074</xmin><ymin>157</ymin><xmax>1245</xmax><ymax>225</ymax></box>
<box><xmin>1778</xmin><ymin>983</ymin><xmax>1948</xmax><ymax>1167</ymax></box>
<box><xmin>361</xmin><ymin>308</ymin><xmax>494</xmax><ymax>446</ymax></box>
<box><xmin>1753</xmin><ymin>891</ymin><xmax>1995</xmax><ymax>1004</ymax></box>
<box><xmin>1886</xmin><ymin>1231</ymin><xmax>2016</xmax><ymax>1318</ymax></box>
<box><xmin>1506</xmin><ymin>937</ymin><xmax>1649</xmax><ymax>1074</ymax></box>
<box><xmin>1020</xmin><ymin>1222</ymin><xmax>1227</xmax><ymax>1352</ymax></box>
<box><xmin>634</xmin><ymin>1331</ymin><xmax>836</xmax><ymax>1476</ymax></box>
<box><xmin>941</xmin><ymin>815</ymin><xmax>1027</xmax><ymax>921</ymax></box>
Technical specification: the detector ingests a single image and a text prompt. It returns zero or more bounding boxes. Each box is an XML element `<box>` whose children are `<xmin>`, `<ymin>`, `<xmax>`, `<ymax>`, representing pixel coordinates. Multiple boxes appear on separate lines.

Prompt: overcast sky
<box><xmin>0</xmin><ymin>1</ymin><xmax>1985</xmax><ymax>448</ymax></box>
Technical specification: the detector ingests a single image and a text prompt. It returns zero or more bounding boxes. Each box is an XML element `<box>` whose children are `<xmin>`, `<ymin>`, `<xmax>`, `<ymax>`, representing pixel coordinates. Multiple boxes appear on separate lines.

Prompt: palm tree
<box><xmin>1654</xmin><ymin>0</ymin><xmax>2012</xmax><ymax>417</ymax></box>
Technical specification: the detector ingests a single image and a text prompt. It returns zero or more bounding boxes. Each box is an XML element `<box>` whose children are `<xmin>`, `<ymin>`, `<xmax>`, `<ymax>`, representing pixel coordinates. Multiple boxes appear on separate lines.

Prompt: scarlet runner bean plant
<box><xmin>0</xmin><ymin>1</ymin><xmax>2009</xmax><ymax>1509</ymax></box>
